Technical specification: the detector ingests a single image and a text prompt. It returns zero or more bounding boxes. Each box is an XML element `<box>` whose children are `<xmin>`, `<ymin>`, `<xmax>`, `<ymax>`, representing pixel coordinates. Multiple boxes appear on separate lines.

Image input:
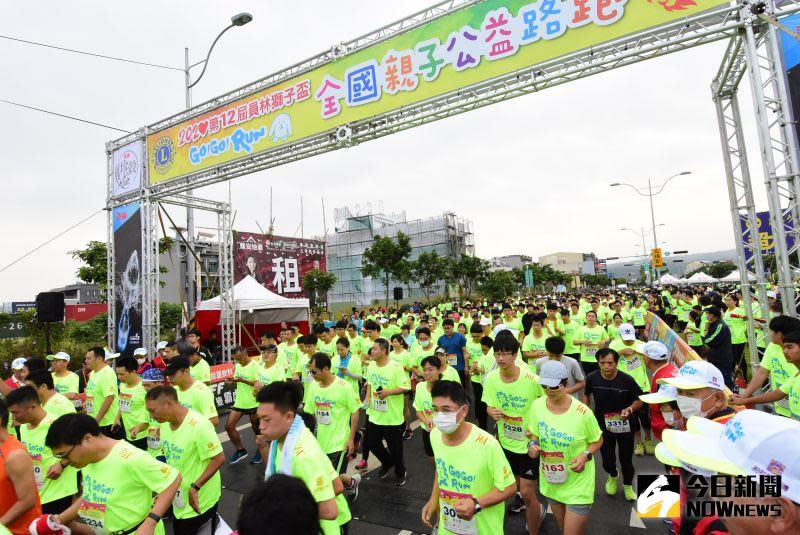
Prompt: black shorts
<box><xmin>232</xmin><ymin>406</ymin><xmax>257</xmax><ymax>415</ymax></box>
<box><xmin>327</xmin><ymin>451</ymin><xmax>349</xmax><ymax>475</ymax></box>
<box><xmin>565</xmin><ymin>353</ymin><xmax>580</xmax><ymax>360</ymax></box>
<box><xmin>421</xmin><ymin>429</ymin><xmax>433</xmax><ymax>457</ymax></box>
<box><xmin>503</xmin><ymin>448</ymin><xmax>539</xmax><ymax>481</ymax></box>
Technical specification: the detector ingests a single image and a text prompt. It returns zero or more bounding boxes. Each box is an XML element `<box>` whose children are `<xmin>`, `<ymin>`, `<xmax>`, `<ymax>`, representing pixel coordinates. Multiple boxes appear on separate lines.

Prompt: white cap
<box><xmin>658</xmin><ymin>360</ymin><xmax>725</xmax><ymax>391</ymax></box>
<box><xmin>640</xmin><ymin>384</ymin><xmax>677</xmax><ymax>404</ymax></box>
<box><xmin>104</xmin><ymin>351</ymin><xmax>120</xmax><ymax>361</ymax></box>
<box><xmin>11</xmin><ymin>357</ymin><xmax>26</xmax><ymax>370</ymax></box>
<box><xmin>156</xmin><ymin>341</ymin><xmax>168</xmax><ymax>350</ymax></box>
<box><xmin>47</xmin><ymin>352</ymin><xmax>71</xmax><ymax>363</ymax></box>
<box><xmin>378</xmin><ymin>318</ymin><xmax>388</xmax><ymax>324</ymax></box>
<box><xmin>133</xmin><ymin>348</ymin><xmax>147</xmax><ymax>357</ymax></box>
<box><xmin>643</xmin><ymin>341</ymin><xmax>669</xmax><ymax>361</ymax></box>
<box><xmin>661</xmin><ymin>410</ymin><xmax>800</xmax><ymax>503</ymax></box>
<box><xmin>618</xmin><ymin>323</ymin><xmax>636</xmax><ymax>341</ymax></box>
<box><xmin>767</xmin><ymin>290</ymin><xmax>777</xmax><ymax>299</ymax></box>
<box><xmin>479</xmin><ymin>317</ymin><xmax>491</xmax><ymax>326</ymax></box>
<box><xmin>537</xmin><ymin>360</ymin><xmax>568</xmax><ymax>388</ymax></box>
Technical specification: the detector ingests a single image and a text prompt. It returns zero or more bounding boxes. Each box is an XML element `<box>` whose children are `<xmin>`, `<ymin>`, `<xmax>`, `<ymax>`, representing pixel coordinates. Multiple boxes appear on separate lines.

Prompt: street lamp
<box><xmin>620</xmin><ymin>225</ymin><xmax>666</xmax><ymax>285</ymax></box>
<box><xmin>611</xmin><ymin>171</ymin><xmax>690</xmax><ymax>279</ymax></box>
<box><xmin>184</xmin><ymin>13</ymin><xmax>253</xmax><ymax>318</ymax></box>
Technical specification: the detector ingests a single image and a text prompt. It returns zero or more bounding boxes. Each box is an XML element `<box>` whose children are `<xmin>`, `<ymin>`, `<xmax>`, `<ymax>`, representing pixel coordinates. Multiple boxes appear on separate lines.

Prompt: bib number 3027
<box><xmin>439</xmin><ymin>490</ymin><xmax>478</xmax><ymax>535</ymax></box>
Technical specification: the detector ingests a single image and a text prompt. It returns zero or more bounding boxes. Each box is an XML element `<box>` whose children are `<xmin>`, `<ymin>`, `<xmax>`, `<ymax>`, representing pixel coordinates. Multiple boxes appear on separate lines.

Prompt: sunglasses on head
<box><xmin>542</xmin><ymin>383</ymin><xmax>564</xmax><ymax>391</ymax></box>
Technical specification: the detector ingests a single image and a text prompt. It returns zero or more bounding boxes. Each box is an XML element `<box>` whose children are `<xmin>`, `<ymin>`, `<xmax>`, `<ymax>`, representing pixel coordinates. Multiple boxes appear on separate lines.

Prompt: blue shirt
<box><xmin>437</xmin><ymin>332</ymin><xmax>467</xmax><ymax>371</ymax></box>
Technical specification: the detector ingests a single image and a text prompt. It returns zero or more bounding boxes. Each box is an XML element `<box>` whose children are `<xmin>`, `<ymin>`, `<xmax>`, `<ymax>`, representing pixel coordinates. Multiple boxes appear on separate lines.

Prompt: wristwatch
<box><xmin>583</xmin><ymin>450</ymin><xmax>593</xmax><ymax>461</ymax></box>
<box><xmin>471</xmin><ymin>497</ymin><xmax>482</xmax><ymax>515</ymax></box>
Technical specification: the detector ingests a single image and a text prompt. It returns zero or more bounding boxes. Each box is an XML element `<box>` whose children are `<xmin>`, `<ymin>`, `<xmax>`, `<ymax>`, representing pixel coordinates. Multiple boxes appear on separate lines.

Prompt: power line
<box><xmin>0</xmin><ymin>99</ymin><xmax>131</xmax><ymax>133</ymax></box>
<box><xmin>0</xmin><ymin>209</ymin><xmax>105</xmax><ymax>274</ymax></box>
<box><xmin>0</xmin><ymin>34</ymin><xmax>183</xmax><ymax>72</ymax></box>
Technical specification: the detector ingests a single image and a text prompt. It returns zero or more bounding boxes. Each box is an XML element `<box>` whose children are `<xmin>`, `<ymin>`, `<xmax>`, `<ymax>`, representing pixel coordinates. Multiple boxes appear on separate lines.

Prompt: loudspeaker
<box><xmin>393</xmin><ymin>287</ymin><xmax>403</xmax><ymax>301</ymax></box>
<box><xmin>35</xmin><ymin>292</ymin><xmax>65</xmax><ymax>322</ymax></box>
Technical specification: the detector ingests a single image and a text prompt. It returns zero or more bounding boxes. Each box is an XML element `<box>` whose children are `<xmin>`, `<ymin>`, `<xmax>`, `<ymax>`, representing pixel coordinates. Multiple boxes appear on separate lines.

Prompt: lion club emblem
<box><xmin>767</xmin><ymin>459</ymin><xmax>786</xmax><ymax>475</ymax></box>
<box><xmin>648</xmin><ymin>0</ymin><xmax>697</xmax><ymax>11</ymax></box>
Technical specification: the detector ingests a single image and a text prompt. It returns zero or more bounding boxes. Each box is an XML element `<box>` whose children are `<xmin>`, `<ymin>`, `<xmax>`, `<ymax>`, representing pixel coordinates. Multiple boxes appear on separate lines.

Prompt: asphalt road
<box><xmin>204</xmin><ymin>410</ymin><xmax>670</xmax><ymax>535</ymax></box>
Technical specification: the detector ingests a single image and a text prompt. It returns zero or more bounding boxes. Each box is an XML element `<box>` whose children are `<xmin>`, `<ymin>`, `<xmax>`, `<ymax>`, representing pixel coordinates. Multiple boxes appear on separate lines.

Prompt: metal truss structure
<box><xmin>107</xmin><ymin>0</ymin><xmax>800</xmax><ymax>358</ymax></box>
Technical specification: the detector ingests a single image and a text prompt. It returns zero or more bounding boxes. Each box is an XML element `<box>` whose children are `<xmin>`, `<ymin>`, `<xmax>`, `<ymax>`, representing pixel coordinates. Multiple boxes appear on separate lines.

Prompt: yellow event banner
<box><xmin>147</xmin><ymin>0</ymin><xmax>728</xmax><ymax>184</ymax></box>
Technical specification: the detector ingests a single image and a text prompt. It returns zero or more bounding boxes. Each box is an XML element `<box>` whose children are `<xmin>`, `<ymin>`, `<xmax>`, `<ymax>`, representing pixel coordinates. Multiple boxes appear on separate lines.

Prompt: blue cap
<box><xmin>141</xmin><ymin>368</ymin><xmax>164</xmax><ymax>382</ymax></box>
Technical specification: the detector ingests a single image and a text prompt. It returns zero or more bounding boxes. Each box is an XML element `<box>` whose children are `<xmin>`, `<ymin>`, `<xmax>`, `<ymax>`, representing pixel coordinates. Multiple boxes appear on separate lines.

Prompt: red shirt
<box><xmin>649</xmin><ymin>362</ymin><xmax>678</xmax><ymax>440</ymax></box>
<box><xmin>0</xmin><ymin>436</ymin><xmax>42</xmax><ymax>534</ymax></box>
<box><xmin>3</xmin><ymin>376</ymin><xmax>23</xmax><ymax>391</ymax></box>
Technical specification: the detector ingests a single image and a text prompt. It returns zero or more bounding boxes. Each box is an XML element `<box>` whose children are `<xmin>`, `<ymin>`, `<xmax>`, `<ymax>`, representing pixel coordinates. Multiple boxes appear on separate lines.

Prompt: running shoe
<box><xmin>378</xmin><ymin>464</ymin><xmax>394</xmax><ymax>479</ymax></box>
<box><xmin>228</xmin><ymin>449</ymin><xmax>248</xmax><ymax>464</ymax></box>
<box><xmin>634</xmin><ymin>442</ymin><xmax>645</xmax><ymax>456</ymax></box>
<box><xmin>355</xmin><ymin>459</ymin><xmax>368</xmax><ymax>471</ymax></box>
<box><xmin>403</xmin><ymin>427</ymin><xmax>414</xmax><ymax>440</ymax></box>
<box><xmin>507</xmin><ymin>492</ymin><xmax>526</xmax><ymax>514</ymax></box>
<box><xmin>623</xmin><ymin>485</ymin><xmax>636</xmax><ymax>501</ymax></box>
<box><xmin>346</xmin><ymin>473</ymin><xmax>362</xmax><ymax>503</ymax></box>
<box><xmin>605</xmin><ymin>475</ymin><xmax>618</xmax><ymax>495</ymax></box>
<box><xmin>394</xmin><ymin>471</ymin><xmax>407</xmax><ymax>487</ymax></box>
<box><xmin>643</xmin><ymin>438</ymin><xmax>655</xmax><ymax>455</ymax></box>
<box><xmin>249</xmin><ymin>451</ymin><xmax>262</xmax><ymax>464</ymax></box>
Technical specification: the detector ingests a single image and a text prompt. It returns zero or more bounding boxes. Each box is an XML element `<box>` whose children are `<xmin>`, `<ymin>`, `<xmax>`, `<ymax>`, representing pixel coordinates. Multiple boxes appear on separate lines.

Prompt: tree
<box><xmin>527</xmin><ymin>263</ymin><xmax>571</xmax><ymax>289</ymax></box>
<box><xmin>159</xmin><ymin>302</ymin><xmax>183</xmax><ymax>336</ymax></box>
<box><xmin>581</xmin><ymin>274</ymin><xmax>612</xmax><ymax>287</ymax></box>
<box><xmin>685</xmin><ymin>261</ymin><xmax>737</xmax><ymax>280</ymax></box>
<box><xmin>411</xmin><ymin>252</ymin><xmax>448</xmax><ymax>303</ymax></box>
<box><xmin>479</xmin><ymin>271</ymin><xmax>519</xmax><ymax>302</ymax></box>
<box><xmin>302</xmin><ymin>269</ymin><xmax>338</xmax><ymax>324</ymax></box>
<box><xmin>450</xmin><ymin>254</ymin><xmax>490</xmax><ymax>300</ymax></box>
<box><xmin>360</xmin><ymin>232</ymin><xmax>412</xmax><ymax>306</ymax></box>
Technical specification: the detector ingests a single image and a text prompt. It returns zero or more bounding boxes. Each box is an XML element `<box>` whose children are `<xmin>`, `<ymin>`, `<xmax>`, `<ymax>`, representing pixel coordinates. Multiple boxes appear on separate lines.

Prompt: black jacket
<box><xmin>703</xmin><ymin>319</ymin><xmax>733</xmax><ymax>366</ymax></box>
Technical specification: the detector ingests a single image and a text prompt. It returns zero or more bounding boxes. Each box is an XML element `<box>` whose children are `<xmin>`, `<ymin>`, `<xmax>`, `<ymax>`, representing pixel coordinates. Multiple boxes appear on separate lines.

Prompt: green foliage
<box><xmin>526</xmin><ymin>263</ymin><xmax>571</xmax><ymax>288</ymax></box>
<box><xmin>410</xmin><ymin>252</ymin><xmax>449</xmax><ymax>303</ymax></box>
<box><xmin>70</xmin><ymin>241</ymin><xmax>108</xmax><ymax>296</ymax></box>
<box><xmin>302</xmin><ymin>269</ymin><xmax>338</xmax><ymax>323</ymax></box>
<box><xmin>360</xmin><ymin>232</ymin><xmax>412</xmax><ymax>306</ymax></box>
<box><xmin>449</xmin><ymin>254</ymin><xmax>489</xmax><ymax>299</ymax></box>
<box><xmin>685</xmin><ymin>261</ymin><xmax>737</xmax><ymax>280</ymax></box>
<box><xmin>160</xmin><ymin>302</ymin><xmax>184</xmax><ymax>338</ymax></box>
<box><xmin>479</xmin><ymin>271</ymin><xmax>519</xmax><ymax>302</ymax></box>
<box><xmin>581</xmin><ymin>274</ymin><xmax>612</xmax><ymax>287</ymax></box>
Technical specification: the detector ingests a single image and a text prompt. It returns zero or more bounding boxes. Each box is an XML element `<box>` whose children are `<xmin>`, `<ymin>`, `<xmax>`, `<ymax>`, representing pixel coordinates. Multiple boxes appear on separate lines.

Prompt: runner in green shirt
<box><xmin>521</xmin><ymin>314</ymin><xmax>549</xmax><ymax>366</ymax></box>
<box><xmin>45</xmin><ymin>413</ymin><xmax>181</xmax><ymax>535</ymax></box>
<box><xmin>83</xmin><ymin>347</ymin><xmax>120</xmax><ymax>437</ymax></box>
<box><xmin>25</xmin><ymin>371</ymin><xmax>76</xmax><ymax>419</ymax></box>
<box><xmin>482</xmin><ymin>330</ymin><xmax>546</xmax><ymax>534</ymax></box>
<box><xmin>331</xmin><ymin>338</ymin><xmax>363</xmax><ymax>396</ymax></box>
<box><xmin>559</xmin><ymin>309</ymin><xmax>581</xmax><ymax>358</ymax></box>
<box><xmin>528</xmin><ymin>360</ymin><xmax>603</xmax><ymax>535</ymax></box>
<box><xmin>421</xmin><ymin>380</ymin><xmax>516</xmax><ymax>535</ymax></box>
<box><xmin>48</xmin><ymin>352</ymin><xmax>80</xmax><ymax>409</ymax></box>
<box><xmin>413</xmin><ymin>355</ymin><xmax>443</xmax><ymax>460</ymax></box>
<box><xmin>188</xmin><ymin>349</ymin><xmax>212</xmax><ymax>385</ymax></box>
<box><xmin>573</xmin><ymin>311</ymin><xmax>609</xmax><ymax>377</ymax></box>
<box><xmin>109</xmin><ymin>356</ymin><xmax>150</xmax><ymax>450</ymax></box>
<box><xmin>164</xmin><ymin>356</ymin><xmax>219</xmax><ymax>426</ymax></box>
<box><xmin>225</xmin><ymin>346</ymin><xmax>261</xmax><ymax>465</ymax></box>
<box><xmin>140</xmin><ymin>368</ymin><xmax>166</xmax><ymax>459</ymax></box>
<box><xmin>279</xmin><ymin>327</ymin><xmax>302</xmax><ymax>380</ymax></box>
<box><xmin>145</xmin><ymin>386</ymin><xmax>225</xmax><ymax>532</ymax></box>
<box><xmin>257</xmin><ymin>381</ymin><xmax>351</xmax><ymax>535</ymax></box>
<box><xmin>6</xmin><ymin>386</ymin><xmax>78</xmax><ymax>514</ymax></box>
<box><xmin>723</xmin><ymin>294</ymin><xmax>749</xmax><ymax>380</ymax></box>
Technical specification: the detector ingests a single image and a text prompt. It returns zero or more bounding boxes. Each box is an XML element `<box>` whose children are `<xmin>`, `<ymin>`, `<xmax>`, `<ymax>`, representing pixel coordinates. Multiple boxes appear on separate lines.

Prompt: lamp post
<box><xmin>611</xmin><ymin>171</ymin><xmax>691</xmax><ymax>280</ymax></box>
<box><xmin>184</xmin><ymin>13</ymin><xmax>253</xmax><ymax>319</ymax></box>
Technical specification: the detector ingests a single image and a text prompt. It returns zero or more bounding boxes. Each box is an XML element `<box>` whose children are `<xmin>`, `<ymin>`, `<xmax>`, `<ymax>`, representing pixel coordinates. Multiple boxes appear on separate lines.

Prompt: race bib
<box><xmin>304</xmin><ymin>370</ymin><xmax>314</xmax><ymax>384</ymax></box>
<box><xmin>585</xmin><ymin>347</ymin><xmax>598</xmax><ymax>358</ymax></box>
<box><xmin>118</xmin><ymin>394</ymin><xmax>132</xmax><ymax>413</ymax></box>
<box><xmin>173</xmin><ymin>489</ymin><xmax>185</xmax><ymax>510</ymax></box>
<box><xmin>316</xmin><ymin>409</ymin><xmax>331</xmax><ymax>425</ymax></box>
<box><xmin>372</xmin><ymin>397</ymin><xmax>388</xmax><ymax>412</ymax></box>
<box><xmin>447</xmin><ymin>354</ymin><xmax>458</xmax><ymax>366</ymax></box>
<box><xmin>439</xmin><ymin>489</ymin><xmax>478</xmax><ymax>535</ymax></box>
<box><xmin>72</xmin><ymin>398</ymin><xmax>83</xmax><ymax>409</ymax></box>
<box><xmin>776</xmin><ymin>396</ymin><xmax>791</xmax><ymax>410</ymax></box>
<box><xmin>541</xmin><ymin>450</ymin><xmax>568</xmax><ymax>484</ymax></box>
<box><xmin>78</xmin><ymin>501</ymin><xmax>107</xmax><ymax>534</ymax></box>
<box><xmin>626</xmin><ymin>356</ymin><xmax>642</xmax><ymax>371</ymax></box>
<box><xmin>31</xmin><ymin>455</ymin><xmax>44</xmax><ymax>490</ymax></box>
<box><xmin>604</xmin><ymin>412</ymin><xmax>631</xmax><ymax>434</ymax></box>
<box><xmin>502</xmin><ymin>416</ymin><xmax>525</xmax><ymax>442</ymax></box>
<box><xmin>147</xmin><ymin>427</ymin><xmax>161</xmax><ymax>450</ymax></box>
<box><xmin>85</xmin><ymin>396</ymin><xmax>94</xmax><ymax>414</ymax></box>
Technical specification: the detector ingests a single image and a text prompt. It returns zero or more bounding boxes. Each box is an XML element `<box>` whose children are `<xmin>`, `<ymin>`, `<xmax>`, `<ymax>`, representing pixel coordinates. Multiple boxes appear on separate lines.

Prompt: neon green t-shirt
<box><xmin>389</xmin><ymin>349</ymin><xmax>413</xmax><ymax>380</ymax></box>
<box><xmin>764</xmin><ymin>342</ymin><xmax>799</xmax><ymax>417</ymax></box>
<box><xmin>413</xmin><ymin>382</ymin><xmax>434</xmax><ymax>423</ymax></box>
<box><xmin>560</xmin><ymin>320</ymin><xmax>580</xmax><ymax>355</ymax></box>
<box><xmin>575</xmin><ymin>325</ymin><xmax>609</xmax><ymax>363</ymax></box>
<box><xmin>43</xmin><ymin>392</ymin><xmax>76</xmax><ymax>418</ymax></box>
<box><xmin>177</xmin><ymin>381</ymin><xmax>218</xmax><ymax>422</ymax></box>
<box><xmin>528</xmin><ymin>396</ymin><xmax>602</xmax><ymax>505</ymax></box>
<box><xmin>275</xmin><ymin>428</ymin><xmax>351</xmax><ymax>535</ymax></box>
<box><xmin>685</xmin><ymin>321</ymin><xmax>704</xmax><ymax>347</ymax></box>
<box><xmin>147</xmin><ymin>417</ymin><xmax>163</xmax><ymax>457</ymax></box>
<box><xmin>346</xmin><ymin>335</ymin><xmax>363</xmax><ymax>357</ymax></box>
<box><xmin>365</xmin><ymin>360</ymin><xmax>410</xmax><ymax>426</ymax></box>
<box><xmin>189</xmin><ymin>359</ymin><xmax>211</xmax><ymax>384</ymax></box>
<box><xmin>160</xmin><ymin>409</ymin><xmax>223</xmax><ymax>519</ymax></box>
<box><xmin>256</xmin><ymin>360</ymin><xmax>286</xmax><ymax>392</ymax></box>
<box><xmin>79</xmin><ymin>441</ymin><xmax>178</xmax><ymax>534</ymax></box>
<box><xmin>331</xmin><ymin>353</ymin><xmax>363</xmax><ymax>395</ymax></box>
<box><xmin>86</xmin><ymin>365</ymin><xmax>119</xmax><ymax>426</ymax></box>
<box><xmin>521</xmin><ymin>332</ymin><xmax>548</xmax><ymax>365</ymax></box>
<box><xmin>442</xmin><ymin>365</ymin><xmax>461</xmax><ymax>383</ymax></box>
<box><xmin>52</xmin><ymin>371</ymin><xmax>79</xmax><ymax>396</ymax></box>
<box><xmin>609</xmin><ymin>339</ymin><xmax>649</xmax><ymax>392</ymax></box>
<box><xmin>20</xmin><ymin>414</ymin><xmax>78</xmax><ymax>504</ymax></box>
<box><xmin>382</xmin><ymin>324</ymin><xmax>401</xmax><ymax>340</ymax></box>
<box><xmin>316</xmin><ymin>338</ymin><xmax>337</xmax><ymax>357</ymax></box>
<box><xmin>410</xmin><ymin>342</ymin><xmax>436</xmax><ymax>369</ymax></box>
<box><xmin>295</xmin><ymin>353</ymin><xmax>314</xmax><ymax>385</ymax></box>
<box><xmin>606</xmin><ymin>323</ymin><xmax>623</xmax><ymax>342</ymax></box>
<box><xmin>303</xmin><ymin>377</ymin><xmax>360</xmax><ymax>454</ymax></box>
<box><xmin>233</xmin><ymin>360</ymin><xmax>260</xmax><ymax>409</ymax></box>
<box><xmin>779</xmin><ymin>374</ymin><xmax>800</xmax><ymax>422</ymax></box>
<box><xmin>723</xmin><ymin>307</ymin><xmax>747</xmax><ymax>344</ymax></box>
<box><xmin>118</xmin><ymin>381</ymin><xmax>149</xmax><ymax>441</ymax></box>
<box><xmin>279</xmin><ymin>342</ymin><xmax>302</xmax><ymax>379</ymax></box>
<box><xmin>465</xmin><ymin>339</ymin><xmax>484</xmax><ymax>384</ymax></box>
<box><xmin>482</xmin><ymin>365</ymin><xmax>544</xmax><ymax>454</ymax></box>
<box><xmin>631</xmin><ymin>306</ymin><xmax>647</xmax><ymax>327</ymax></box>
<box><xmin>430</xmin><ymin>425</ymin><xmax>515</xmax><ymax>535</ymax></box>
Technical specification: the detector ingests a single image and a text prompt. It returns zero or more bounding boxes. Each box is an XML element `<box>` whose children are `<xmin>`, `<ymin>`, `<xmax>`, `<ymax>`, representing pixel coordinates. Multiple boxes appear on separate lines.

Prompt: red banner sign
<box><xmin>233</xmin><ymin>231</ymin><xmax>326</xmax><ymax>297</ymax></box>
<box><xmin>64</xmin><ymin>304</ymin><xmax>107</xmax><ymax>322</ymax></box>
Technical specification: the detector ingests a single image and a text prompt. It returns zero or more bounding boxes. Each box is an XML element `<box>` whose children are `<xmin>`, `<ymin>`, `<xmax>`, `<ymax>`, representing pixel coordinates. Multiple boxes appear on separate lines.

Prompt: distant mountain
<box><xmin>606</xmin><ymin>249</ymin><xmax>737</xmax><ymax>280</ymax></box>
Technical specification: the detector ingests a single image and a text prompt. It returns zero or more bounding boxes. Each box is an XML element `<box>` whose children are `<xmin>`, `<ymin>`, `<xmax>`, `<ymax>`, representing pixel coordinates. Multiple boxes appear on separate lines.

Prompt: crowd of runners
<box><xmin>0</xmin><ymin>286</ymin><xmax>799</xmax><ymax>535</ymax></box>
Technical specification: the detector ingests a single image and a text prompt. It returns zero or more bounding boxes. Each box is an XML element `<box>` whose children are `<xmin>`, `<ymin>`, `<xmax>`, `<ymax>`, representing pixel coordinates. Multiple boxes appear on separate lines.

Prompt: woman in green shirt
<box><xmin>684</xmin><ymin>309</ymin><xmax>705</xmax><ymax>356</ymax></box>
<box><xmin>723</xmin><ymin>294</ymin><xmax>748</xmax><ymax>380</ymax></box>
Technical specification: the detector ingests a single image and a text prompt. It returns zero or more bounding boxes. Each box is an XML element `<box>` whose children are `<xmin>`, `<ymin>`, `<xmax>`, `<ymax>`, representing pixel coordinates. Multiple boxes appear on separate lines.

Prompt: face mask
<box><xmin>432</xmin><ymin>408</ymin><xmax>463</xmax><ymax>434</ymax></box>
<box><xmin>137</xmin><ymin>358</ymin><xmax>146</xmax><ymax>365</ymax></box>
<box><xmin>421</xmin><ymin>340</ymin><xmax>431</xmax><ymax>346</ymax></box>
<box><xmin>676</xmin><ymin>393</ymin><xmax>714</xmax><ymax>419</ymax></box>
<box><xmin>662</xmin><ymin>411</ymin><xmax>675</xmax><ymax>426</ymax></box>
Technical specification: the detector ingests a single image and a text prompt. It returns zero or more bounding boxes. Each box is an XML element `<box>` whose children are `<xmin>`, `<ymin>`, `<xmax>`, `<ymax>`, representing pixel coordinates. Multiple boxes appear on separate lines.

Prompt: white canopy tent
<box><xmin>197</xmin><ymin>275</ymin><xmax>310</xmax><ymax>323</ymax></box>
<box><xmin>686</xmin><ymin>272</ymin><xmax>719</xmax><ymax>284</ymax></box>
<box><xmin>658</xmin><ymin>273</ymin><xmax>681</xmax><ymax>285</ymax></box>
<box><xmin>719</xmin><ymin>270</ymin><xmax>756</xmax><ymax>283</ymax></box>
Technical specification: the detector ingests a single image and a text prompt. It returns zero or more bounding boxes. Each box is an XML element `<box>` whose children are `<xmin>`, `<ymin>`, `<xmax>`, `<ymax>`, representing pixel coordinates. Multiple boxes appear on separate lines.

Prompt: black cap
<box><xmin>164</xmin><ymin>356</ymin><xmax>191</xmax><ymax>376</ymax></box>
<box><xmin>263</xmin><ymin>344</ymin><xmax>278</xmax><ymax>352</ymax></box>
<box><xmin>178</xmin><ymin>344</ymin><xmax>198</xmax><ymax>359</ymax></box>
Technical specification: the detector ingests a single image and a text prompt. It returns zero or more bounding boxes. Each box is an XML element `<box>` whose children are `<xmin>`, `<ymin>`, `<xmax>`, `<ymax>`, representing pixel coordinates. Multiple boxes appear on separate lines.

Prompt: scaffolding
<box><xmin>326</xmin><ymin>208</ymin><xmax>474</xmax><ymax>305</ymax></box>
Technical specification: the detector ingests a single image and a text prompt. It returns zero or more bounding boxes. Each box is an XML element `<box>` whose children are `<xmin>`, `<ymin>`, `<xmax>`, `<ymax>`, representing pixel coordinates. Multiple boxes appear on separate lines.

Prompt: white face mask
<box><xmin>421</xmin><ymin>339</ymin><xmax>431</xmax><ymax>347</ymax></box>
<box><xmin>676</xmin><ymin>393</ymin><xmax>714</xmax><ymax>419</ymax></box>
<box><xmin>662</xmin><ymin>410</ymin><xmax>675</xmax><ymax>426</ymax></box>
<box><xmin>432</xmin><ymin>408</ymin><xmax>463</xmax><ymax>434</ymax></box>
<box><xmin>136</xmin><ymin>357</ymin><xmax>146</xmax><ymax>365</ymax></box>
